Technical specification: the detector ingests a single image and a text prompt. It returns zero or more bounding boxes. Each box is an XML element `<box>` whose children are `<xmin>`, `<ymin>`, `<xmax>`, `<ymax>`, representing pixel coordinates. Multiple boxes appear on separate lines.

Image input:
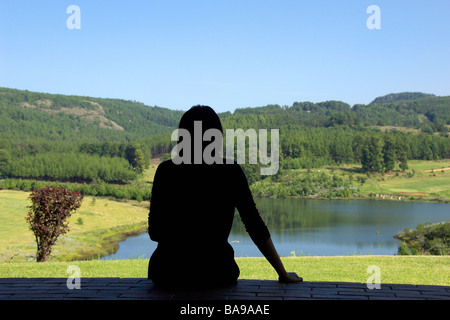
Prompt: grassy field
<box><xmin>0</xmin><ymin>256</ymin><xmax>448</xmax><ymax>286</ymax></box>
<box><xmin>0</xmin><ymin>190</ymin><xmax>149</xmax><ymax>262</ymax></box>
<box><xmin>136</xmin><ymin>157</ymin><xmax>160</xmax><ymax>184</ymax></box>
<box><xmin>290</xmin><ymin>159</ymin><xmax>450</xmax><ymax>202</ymax></box>
<box><xmin>250</xmin><ymin>159</ymin><xmax>450</xmax><ymax>202</ymax></box>
<box><xmin>359</xmin><ymin>160</ymin><xmax>450</xmax><ymax>201</ymax></box>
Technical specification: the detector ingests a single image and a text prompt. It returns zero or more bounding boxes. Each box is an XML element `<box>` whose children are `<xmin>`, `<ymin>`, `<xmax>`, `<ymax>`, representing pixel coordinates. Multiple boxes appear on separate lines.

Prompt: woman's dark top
<box><xmin>147</xmin><ymin>160</ymin><xmax>270</xmax><ymax>288</ymax></box>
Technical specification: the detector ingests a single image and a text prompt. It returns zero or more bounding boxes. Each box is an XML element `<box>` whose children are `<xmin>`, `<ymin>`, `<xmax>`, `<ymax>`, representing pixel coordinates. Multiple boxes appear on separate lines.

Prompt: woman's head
<box><xmin>178</xmin><ymin>105</ymin><xmax>223</xmax><ymax>135</ymax></box>
<box><xmin>175</xmin><ymin>105</ymin><xmax>223</xmax><ymax>164</ymax></box>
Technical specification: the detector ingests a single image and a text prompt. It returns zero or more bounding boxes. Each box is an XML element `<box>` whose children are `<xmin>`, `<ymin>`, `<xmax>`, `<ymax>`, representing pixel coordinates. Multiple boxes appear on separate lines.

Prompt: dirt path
<box><xmin>399</xmin><ymin>192</ymin><xmax>427</xmax><ymax>195</ymax></box>
<box><xmin>423</xmin><ymin>167</ymin><xmax>450</xmax><ymax>172</ymax></box>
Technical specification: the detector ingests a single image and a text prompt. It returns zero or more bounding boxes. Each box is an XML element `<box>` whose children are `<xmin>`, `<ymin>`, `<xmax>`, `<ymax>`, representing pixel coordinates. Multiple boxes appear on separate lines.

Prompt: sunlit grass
<box><xmin>0</xmin><ymin>190</ymin><xmax>148</xmax><ymax>262</ymax></box>
<box><xmin>359</xmin><ymin>160</ymin><xmax>450</xmax><ymax>200</ymax></box>
<box><xmin>237</xmin><ymin>256</ymin><xmax>450</xmax><ymax>286</ymax></box>
<box><xmin>0</xmin><ymin>256</ymin><xmax>448</xmax><ymax>286</ymax></box>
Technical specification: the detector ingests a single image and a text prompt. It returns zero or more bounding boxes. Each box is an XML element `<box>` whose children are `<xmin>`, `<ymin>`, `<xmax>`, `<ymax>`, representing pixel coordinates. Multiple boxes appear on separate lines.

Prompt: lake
<box><xmin>101</xmin><ymin>199</ymin><xmax>449</xmax><ymax>259</ymax></box>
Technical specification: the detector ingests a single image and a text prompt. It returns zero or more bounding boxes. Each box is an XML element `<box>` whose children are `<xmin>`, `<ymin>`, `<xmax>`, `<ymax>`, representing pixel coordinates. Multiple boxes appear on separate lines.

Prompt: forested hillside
<box><xmin>370</xmin><ymin>92</ymin><xmax>436</xmax><ymax>104</ymax></box>
<box><xmin>0</xmin><ymin>87</ymin><xmax>449</xmax><ymax>199</ymax></box>
<box><xmin>0</xmin><ymin>87</ymin><xmax>184</xmax><ymax>143</ymax></box>
<box><xmin>0</xmin><ymin>87</ymin><xmax>183</xmax><ymax>184</ymax></box>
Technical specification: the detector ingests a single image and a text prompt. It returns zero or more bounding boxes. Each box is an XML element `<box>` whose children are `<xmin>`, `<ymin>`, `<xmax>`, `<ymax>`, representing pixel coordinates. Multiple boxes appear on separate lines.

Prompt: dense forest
<box><xmin>0</xmin><ymin>87</ymin><xmax>449</xmax><ymax>200</ymax></box>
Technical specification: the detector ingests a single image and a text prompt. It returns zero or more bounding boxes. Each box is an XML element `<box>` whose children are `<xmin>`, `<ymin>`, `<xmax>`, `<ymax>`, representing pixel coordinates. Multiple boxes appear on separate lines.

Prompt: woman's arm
<box><xmin>148</xmin><ymin>162</ymin><xmax>167</xmax><ymax>241</ymax></box>
<box><xmin>256</xmin><ymin>237</ymin><xmax>303</xmax><ymax>283</ymax></box>
<box><xmin>233</xmin><ymin>165</ymin><xmax>302</xmax><ymax>283</ymax></box>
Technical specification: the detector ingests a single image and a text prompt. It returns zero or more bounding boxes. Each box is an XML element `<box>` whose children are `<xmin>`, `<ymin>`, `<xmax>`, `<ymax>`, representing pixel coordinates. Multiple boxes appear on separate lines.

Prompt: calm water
<box><xmin>101</xmin><ymin>199</ymin><xmax>450</xmax><ymax>259</ymax></box>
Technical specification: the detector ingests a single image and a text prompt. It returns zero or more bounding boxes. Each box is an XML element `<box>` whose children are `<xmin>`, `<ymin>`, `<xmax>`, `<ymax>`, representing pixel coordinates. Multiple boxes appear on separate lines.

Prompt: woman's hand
<box><xmin>278</xmin><ymin>272</ymin><xmax>303</xmax><ymax>283</ymax></box>
<box><xmin>255</xmin><ymin>238</ymin><xmax>304</xmax><ymax>284</ymax></box>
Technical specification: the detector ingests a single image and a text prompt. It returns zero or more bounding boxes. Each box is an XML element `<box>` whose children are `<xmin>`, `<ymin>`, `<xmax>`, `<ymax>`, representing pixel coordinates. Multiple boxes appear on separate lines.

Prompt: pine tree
<box><xmin>361</xmin><ymin>137</ymin><xmax>383</xmax><ymax>172</ymax></box>
<box><xmin>133</xmin><ymin>148</ymin><xmax>145</xmax><ymax>173</ymax></box>
<box><xmin>399</xmin><ymin>151</ymin><xmax>409</xmax><ymax>172</ymax></box>
<box><xmin>382</xmin><ymin>136</ymin><xmax>396</xmax><ymax>172</ymax></box>
<box><xmin>0</xmin><ymin>149</ymin><xmax>11</xmax><ymax>176</ymax></box>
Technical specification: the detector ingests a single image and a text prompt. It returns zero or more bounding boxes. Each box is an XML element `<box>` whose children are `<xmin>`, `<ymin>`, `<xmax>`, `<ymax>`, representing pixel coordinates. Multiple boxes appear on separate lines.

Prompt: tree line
<box><xmin>0</xmin><ymin>178</ymin><xmax>151</xmax><ymax>201</ymax></box>
<box><xmin>0</xmin><ymin>87</ymin><xmax>449</xmax><ymax>190</ymax></box>
<box><xmin>79</xmin><ymin>142</ymin><xmax>149</xmax><ymax>174</ymax></box>
<box><xmin>0</xmin><ymin>152</ymin><xmax>137</xmax><ymax>184</ymax></box>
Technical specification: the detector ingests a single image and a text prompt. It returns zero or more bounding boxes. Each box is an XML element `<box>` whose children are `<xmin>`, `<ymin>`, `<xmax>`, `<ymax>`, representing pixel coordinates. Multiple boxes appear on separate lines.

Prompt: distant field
<box><xmin>361</xmin><ymin>175</ymin><xmax>449</xmax><ymax>197</ymax></box>
<box><xmin>403</xmin><ymin>159</ymin><xmax>450</xmax><ymax>172</ymax></box>
<box><xmin>137</xmin><ymin>157</ymin><xmax>160</xmax><ymax>184</ymax></box>
<box><xmin>0</xmin><ymin>190</ymin><xmax>33</xmax><ymax>248</ymax></box>
<box><xmin>0</xmin><ymin>190</ymin><xmax>148</xmax><ymax>262</ymax></box>
<box><xmin>285</xmin><ymin>159</ymin><xmax>450</xmax><ymax>202</ymax></box>
<box><xmin>359</xmin><ymin>160</ymin><xmax>450</xmax><ymax>200</ymax></box>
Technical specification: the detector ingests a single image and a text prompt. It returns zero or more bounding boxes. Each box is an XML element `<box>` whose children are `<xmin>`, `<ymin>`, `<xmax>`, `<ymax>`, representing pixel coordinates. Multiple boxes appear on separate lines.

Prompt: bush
<box><xmin>397</xmin><ymin>242</ymin><xmax>411</xmax><ymax>255</ymax></box>
<box><xmin>395</xmin><ymin>222</ymin><xmax>450</xmax><ymax>255</ymax></box>
<box><xmin>25</xmin><ymin>186</ymin><xmax>83</xmax><ymax>262</ymax></box>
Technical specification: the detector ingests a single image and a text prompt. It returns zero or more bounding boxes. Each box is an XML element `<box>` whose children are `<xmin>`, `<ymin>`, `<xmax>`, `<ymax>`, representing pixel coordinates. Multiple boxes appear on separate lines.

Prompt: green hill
<box><xmin>222</xmin><ymin>93</ymin><xmax>450</xmax><ymax>132</ymax></box>
<box><xmin>1</xmin><ymin>87</ymin><xmax>449</xmax><ymax>144</ymax></box>
<box><xmin>370</xmin><ymin>92</ymin><xmax>436</xmax><ymax>104</ymax></box>
<box><xmin>0</xmin><ymin>87</ymin><xmax>184</xmax><ymax>144</ymax></box>
<box><xmin>0</xmin><ymin>87</ymin><xmax>449</xmax><ymax>191</ymax></box>
<box><xmin>0</xmin><ymin>87</ymin><xmax>184</xmax><ymax>184</ymax></box>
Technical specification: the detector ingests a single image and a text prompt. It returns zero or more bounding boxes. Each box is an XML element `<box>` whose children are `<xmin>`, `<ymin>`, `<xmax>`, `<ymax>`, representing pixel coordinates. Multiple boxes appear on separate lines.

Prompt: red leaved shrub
<box><xmin>26</xmin><ymin>186</ymin><xmax>83</xmax><ymax>262</ymax></box>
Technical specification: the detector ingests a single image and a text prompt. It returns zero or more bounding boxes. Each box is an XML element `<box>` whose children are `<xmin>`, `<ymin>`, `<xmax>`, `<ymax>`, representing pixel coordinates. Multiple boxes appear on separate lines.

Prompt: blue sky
<box><xmin>0</xmin><ymin>1</ymin><xmax>449</xmax><ymax>113</ymax></box>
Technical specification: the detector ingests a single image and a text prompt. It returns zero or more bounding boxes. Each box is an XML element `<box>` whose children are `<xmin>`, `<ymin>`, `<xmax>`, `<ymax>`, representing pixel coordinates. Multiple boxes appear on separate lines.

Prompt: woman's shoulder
<box><xmin>155</xmin><ymin>158</ymin><xmax>244</xmax><ymax>176</ymax></box>
<box><xmin>153</xmin><ymin>159</ymin><xmax>176</xmax><ymax>176</ymax></box>
<box><xmin>159</xmin><ymin>159</ymin><xmax>174</xmax><ymax>167</ymax></box>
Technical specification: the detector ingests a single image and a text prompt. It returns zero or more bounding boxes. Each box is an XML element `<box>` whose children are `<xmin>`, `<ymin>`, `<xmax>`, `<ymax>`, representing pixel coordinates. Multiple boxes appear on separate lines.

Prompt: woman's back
<box><xmin>149</xmin><ymin>160</ymin><xmax>237</xmax><ymax>245</ymax></box>
<box><xmin>148</xmin><ymin>160</ymin><xmax>270</xmax><ymax>288</ymax></box>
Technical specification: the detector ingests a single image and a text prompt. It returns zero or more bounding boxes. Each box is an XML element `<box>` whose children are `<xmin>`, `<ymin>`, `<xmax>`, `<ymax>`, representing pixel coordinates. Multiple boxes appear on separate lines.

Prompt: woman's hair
<box><xmin>178</xmin><ymin>105</ymin><xmax>223</xmax><ymax>135</ymax></box>
<box><xmin>176</xmin><ymin>105</ymin><xmax>223</xmax><ymax>162</ymax></box>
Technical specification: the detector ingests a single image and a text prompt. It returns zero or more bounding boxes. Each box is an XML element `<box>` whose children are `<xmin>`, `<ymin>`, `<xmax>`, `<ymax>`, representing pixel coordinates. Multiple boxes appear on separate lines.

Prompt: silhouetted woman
<box><xmin>148</xmin><ymin>105</ymin><xmax>302</xmax><ymax>289</ymax></box>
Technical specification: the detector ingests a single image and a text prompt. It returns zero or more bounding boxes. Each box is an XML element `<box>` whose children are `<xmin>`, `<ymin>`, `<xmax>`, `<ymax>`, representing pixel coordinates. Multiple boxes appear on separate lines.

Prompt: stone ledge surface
<box><xmin>0</xmin><ymin>278</ymin><xmax>449</xmax><ymax>300</ymax></box>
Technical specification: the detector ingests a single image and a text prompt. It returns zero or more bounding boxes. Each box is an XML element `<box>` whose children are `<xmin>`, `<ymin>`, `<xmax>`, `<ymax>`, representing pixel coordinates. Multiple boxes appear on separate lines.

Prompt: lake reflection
<box><xmin>101</xmin><ymin>199</ymin><xmax>450</xmax><ymax>259</ymax></box>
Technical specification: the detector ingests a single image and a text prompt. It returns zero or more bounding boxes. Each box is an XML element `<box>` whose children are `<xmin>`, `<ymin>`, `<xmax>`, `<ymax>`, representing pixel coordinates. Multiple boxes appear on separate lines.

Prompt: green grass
<box><xmin>0</xmin><ymin>190</ymin><xmax>32</xmax><ymax>248</ymax></box>
<box><xmin>0</xmin><ymin>256</ymin><xmax>448</xmax><ymax>286</ymax></box>
<box><xmin>0</xmin><ymin>190</ymin><xmax>149</xmax><ymax>262</ymax></box>
<box><xmin>238</xmin><ymin>256</ymin><xmax>450</xmax><ymax>286</ymax></box>
<box><xmin>403</xmin><ymin>159</ymin><xmax>450</xmax><ymax>172</ymax></box>
<box><xmin>263</xmin><ymin>159</ymin><xmax>450</xmax><ymax>202</ymax></box>
<box><xmin>359</xmin><ymin>160</ymin><xmax>450</xmax><ymax>200</ymax></box>
<box><xmin>293</xmin><ymin>159</ymin><xmax>450</xmax><ymax>201</ymax></box>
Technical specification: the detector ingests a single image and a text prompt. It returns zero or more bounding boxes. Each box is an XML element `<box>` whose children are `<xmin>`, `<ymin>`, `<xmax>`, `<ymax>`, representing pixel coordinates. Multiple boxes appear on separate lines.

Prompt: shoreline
<box><xmin>0</xmin><ymin>222</ymin><xmax>148</xmax><ymax>264</ymax></box>
<box><xmin>55</xmin><ymin>224</ymin><xmax>149</xmax><ymax>262</ymax></box>
<box><xmin>2</xmin><ymin>185</ymin><xmax>448</xmax><ymax>203</ymax></box>
<box><xmin>253</xmin><ymin>194</ymin><xmax>450</xmax><ymax>204</ymax></box>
